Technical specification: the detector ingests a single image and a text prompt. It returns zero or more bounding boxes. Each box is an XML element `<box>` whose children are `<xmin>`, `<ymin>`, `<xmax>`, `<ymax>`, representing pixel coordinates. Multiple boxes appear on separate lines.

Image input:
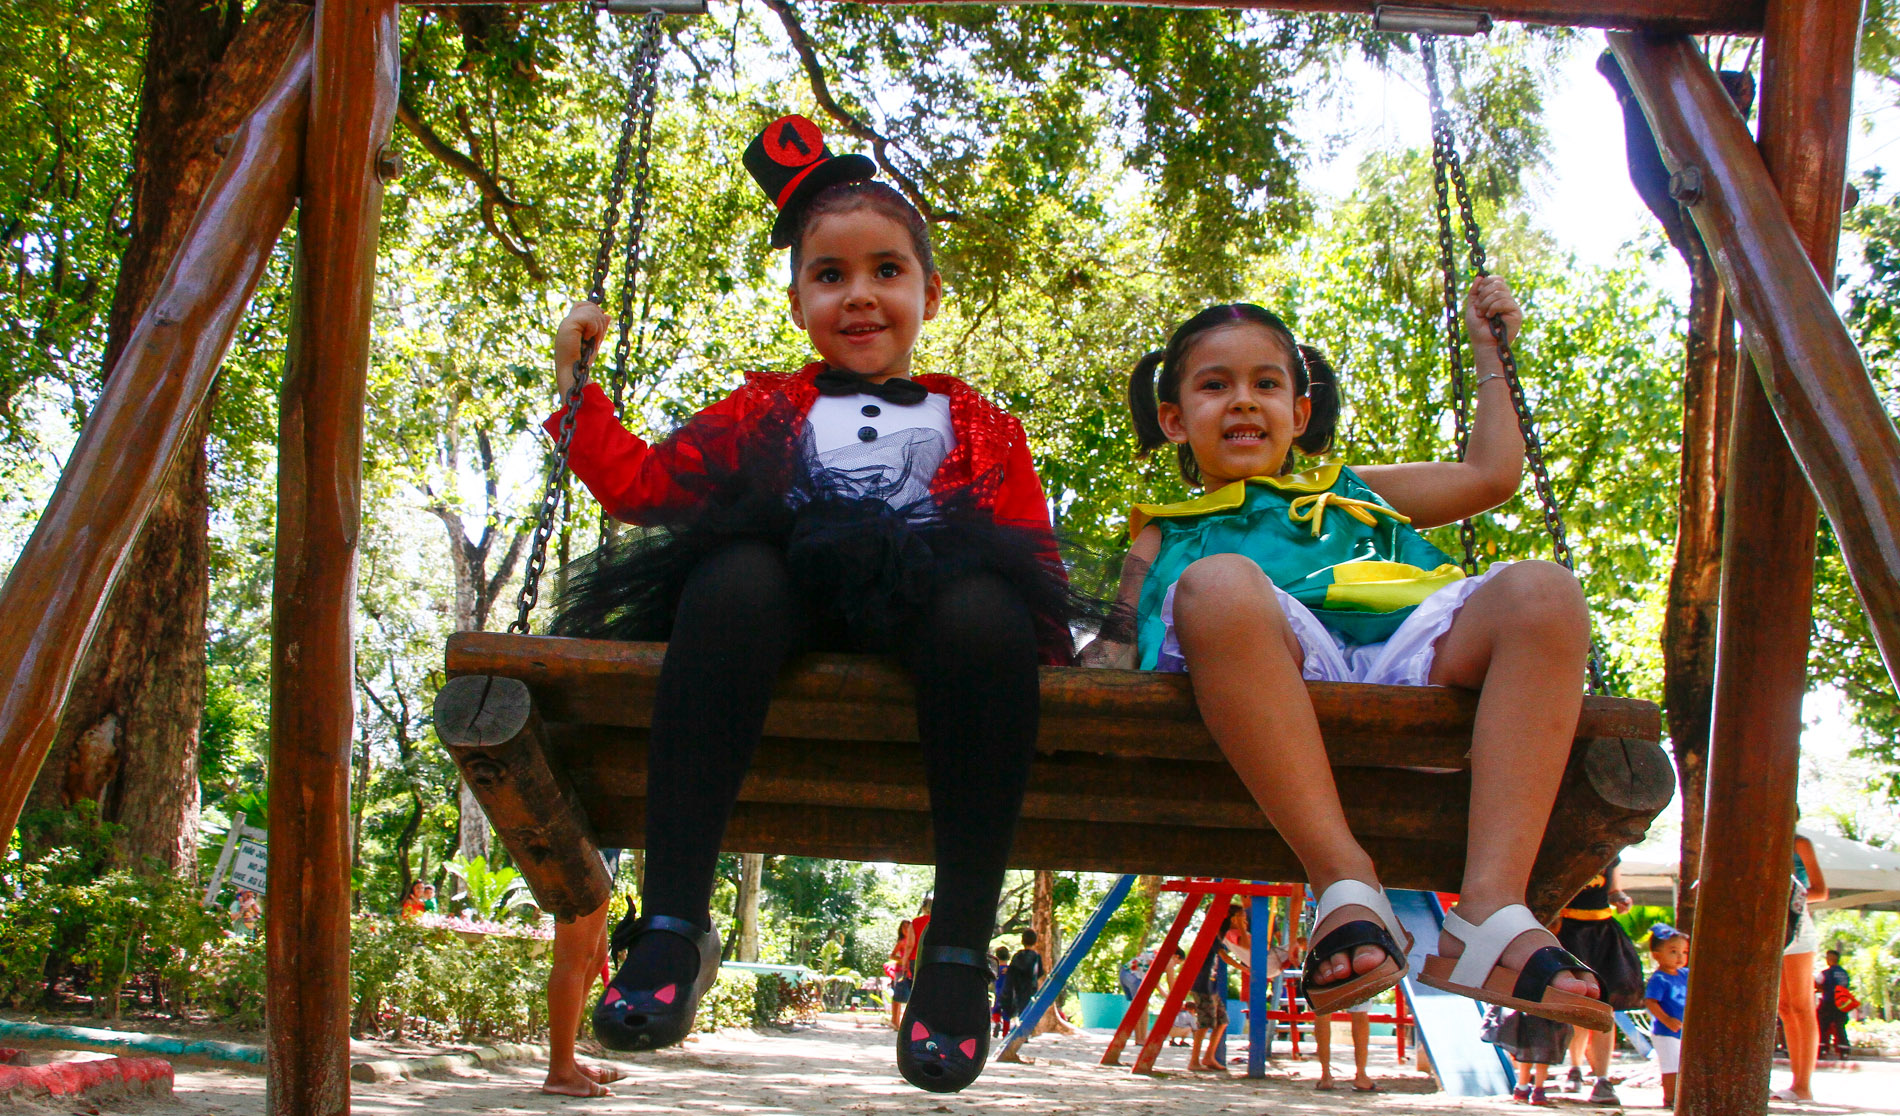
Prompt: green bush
<box><xmin>0</xmin><ymin>842</ymin><xmax>226</xmax><ymax>1019</ymax></box>
<box><xmin>697</xmin><ymin>970</ymin><xmax>761</xmax><ymax>1032</ymax></box>
<box><xmin>690</xmin><ymin>970</ymin><xmax>822</xmax><ymax>1033</ymax></box>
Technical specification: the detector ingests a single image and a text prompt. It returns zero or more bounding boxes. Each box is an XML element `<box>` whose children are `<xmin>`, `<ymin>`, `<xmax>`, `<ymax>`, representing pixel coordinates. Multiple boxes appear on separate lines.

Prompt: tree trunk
<box><xmin>1663</xmin><ymin>234</ymin><xmax>1733</xmax><ymax>937</ymax></box>
<box><xmin>430</xmin><ymin>432</ymin><xmax>531</xmax><ymax>874</ymax></box>
<box><xmin>350</xmin><ymin>727</ymin><xmax>371</xmax><ymax>913</ymax></box>
<box><xmin>735</xmin><ymin>852</ymin><xmax>764</xmax><ymax>962</ymax></box>
<box><xmin>1030</xmin><ymin>870</ymin><xmax>1078</xmax><ymax>1035</ymax></box>
<box><xmin>25</xmin><ymin>0</ymin><xmax>304</xmax><ymax>874</ymax></box>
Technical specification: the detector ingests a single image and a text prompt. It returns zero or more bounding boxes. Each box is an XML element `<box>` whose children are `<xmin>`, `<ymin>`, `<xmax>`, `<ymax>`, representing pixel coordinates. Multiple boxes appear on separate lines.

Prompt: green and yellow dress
<box><xmin>1132</xmin><ymin>462</ymin><xmax>1496</xmax><ymax>682</ymax></box>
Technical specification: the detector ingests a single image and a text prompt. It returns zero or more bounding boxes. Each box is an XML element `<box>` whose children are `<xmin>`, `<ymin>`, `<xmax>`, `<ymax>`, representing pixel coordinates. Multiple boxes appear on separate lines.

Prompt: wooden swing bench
<box><xmin>436</xmin><ymin>631</ymin><xmax>1672</xmax><ymax>925</ymax></box>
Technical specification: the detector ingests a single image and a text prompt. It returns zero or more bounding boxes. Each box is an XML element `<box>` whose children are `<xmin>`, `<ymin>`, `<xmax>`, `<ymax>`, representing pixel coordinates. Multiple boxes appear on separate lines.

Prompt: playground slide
<box><xmin>1385</xmin><ymin>889</ymin><xmax>1516</xmax><ymax>1098</ymax></box>
<box><xmin>1615</xmin><ymin>1011</ymin><xmax>1656</xmax><ymax>1058</ymax></box>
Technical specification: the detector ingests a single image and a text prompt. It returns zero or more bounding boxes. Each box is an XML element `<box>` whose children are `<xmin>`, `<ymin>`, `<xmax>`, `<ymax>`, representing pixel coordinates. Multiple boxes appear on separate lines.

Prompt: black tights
<box><xmin>625</xmin><ymin>541</ymin><xmax>1039</xmax><ymax>1033</ymax></box>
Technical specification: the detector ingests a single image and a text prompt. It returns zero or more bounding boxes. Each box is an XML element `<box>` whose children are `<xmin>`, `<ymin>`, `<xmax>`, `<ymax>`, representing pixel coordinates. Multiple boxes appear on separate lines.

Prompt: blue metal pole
<box><xmin>997</xmin><ymin>874</ymin><xmax>1137</xmax><ymax>1063</ymax></box>
<box><xmin>1248</xmin><ymin>891</ymin><xmax>1268</xmax><ymax>1077</ymax></box>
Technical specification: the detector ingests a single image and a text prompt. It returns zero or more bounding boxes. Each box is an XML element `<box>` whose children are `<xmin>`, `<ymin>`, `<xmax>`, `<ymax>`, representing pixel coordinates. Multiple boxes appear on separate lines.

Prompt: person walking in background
<box><xmin>1001</xmin><ymin>929</ymin><xmax>1045</xmax><ymax>1025</ymax></box>
<box><xmin>1776</xmin><ymin>831</ymin><xmax>1828</xmax><ymax>1102</ymax></box>
<box><xmin>1188</xmin><ymin>908</ymin><xmax>1248</xmax><ymax>1072</ymax></box>
<box><xmin>991</xmin><ymin>946</ymin><xmax>1013</xmax><ymax>1037</ymax></box>
<box><xmin>1816</xmin><ymin>948</ymin><xmax>1854</xmax><ymax>1060</ymax></box>
<box><xmin>1643</xmin><ymin>923</ymin><xmax>1689</xmax><ymax>1110</ymax></box>
<box><xmin>1556</xmin><ymin>857</ymin><xmax>1642</xmax><ymax>1104</ymax></box>
<box><xmin>888</xmin><ymin>919</ymin><xmax>917</xmax><ymax>1030</ymax></box>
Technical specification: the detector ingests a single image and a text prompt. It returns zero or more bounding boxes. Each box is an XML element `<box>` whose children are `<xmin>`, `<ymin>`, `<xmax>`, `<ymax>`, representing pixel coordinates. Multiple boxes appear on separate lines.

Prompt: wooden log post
<box><xmin>433</xmin><ymin>676</ymin><xmax>612</xmax><ymax>920</ymax></box>
<box><xmin>0</xmin><ymin>23</ymin><xmax>312</xmax><ymax>850</ymax></box>
<box><xmin>1610</xmin><ymin>13</ymin><xmax>1862</xmax><ymax>1112</ymax></box>
<box><xmin>1605</xmin><ymin>28</ymin><xmax>1900</xmax><ymax>687</ymax></box>
<box><xmin>265</xmin><ymin>2</ymin><xmax>398</xmax><ymax>1114</ymax></box>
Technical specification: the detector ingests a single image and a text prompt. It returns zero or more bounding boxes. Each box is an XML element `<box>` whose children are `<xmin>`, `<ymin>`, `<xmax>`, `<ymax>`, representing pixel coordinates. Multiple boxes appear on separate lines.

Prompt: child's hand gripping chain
<box><xmin>1095</xmin><ymin>280</ymin><xmax>1611</xmax><ymax>1031</ymax></box>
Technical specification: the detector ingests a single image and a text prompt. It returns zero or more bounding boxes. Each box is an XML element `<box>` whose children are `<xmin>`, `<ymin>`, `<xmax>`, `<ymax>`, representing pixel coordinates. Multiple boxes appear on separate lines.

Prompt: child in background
<box><xmin>1314</xmin><ymin>1000</ymin><xmax>1377</xmax><ymax>1092</ymax></box>
<box><xmin>1644</xmin><ymin>923</ymin><xmax>1689</xmax><ymax>1108</ymax></box>
<box><xmin>1495</xmin><ymin>1007</ymin><xmax>1572</xmax><ymax>1106</ymax></box>
<box><xmin>1002</xmin><ymin>929</ymin><xmax>1046</xmax><ymax>1024</ymax></box>
<box><xmin>1817</xmin><ymin>947</ymin><xmax>1854</xmax><ymax>1059</ymax></box>
<box><xmin>992</xmin><ymin>946</ymin><xmax>1013</xmax><ymax>1037</ymax></box>
<box><xmin>1088</xmin><ymin>283</ymin><xmax>1608</xmax><ymax>1031</ymax></box>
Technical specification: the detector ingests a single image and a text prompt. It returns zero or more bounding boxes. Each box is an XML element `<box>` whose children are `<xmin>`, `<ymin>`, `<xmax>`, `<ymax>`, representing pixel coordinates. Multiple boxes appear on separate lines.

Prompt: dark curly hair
<box><xmin>787</xmin><ymin>180</ymin><xmax>935</xmax><ymax>276</ymax></box>
<box><xmin>1128</xmin><ymin>303</ymin><xmax>1340</xmax><ymax>486</ymax></box>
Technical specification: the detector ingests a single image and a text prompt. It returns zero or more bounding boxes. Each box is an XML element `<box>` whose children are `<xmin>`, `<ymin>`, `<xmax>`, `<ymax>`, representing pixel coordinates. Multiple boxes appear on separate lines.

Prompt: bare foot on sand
<box><xmin>542</xmin><ymin>1063</ymin><xmax>620</xmax><ymax>1097</ymax></box>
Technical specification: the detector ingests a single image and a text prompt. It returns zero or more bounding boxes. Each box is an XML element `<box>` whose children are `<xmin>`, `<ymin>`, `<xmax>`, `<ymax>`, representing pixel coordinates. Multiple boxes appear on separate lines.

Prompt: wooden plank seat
<box><xmin>436</xmin><ymin>632</ymin><xmax>1673</xmax><ymax>923</ymax></box>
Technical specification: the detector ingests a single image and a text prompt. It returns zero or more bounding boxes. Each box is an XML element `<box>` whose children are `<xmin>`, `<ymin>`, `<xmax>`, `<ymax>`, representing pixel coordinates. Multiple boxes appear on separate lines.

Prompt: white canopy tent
<box><xmin>1620</xmin><ymin>828</ymin><xmax>1900</xmax><ymax>912</ymax></box>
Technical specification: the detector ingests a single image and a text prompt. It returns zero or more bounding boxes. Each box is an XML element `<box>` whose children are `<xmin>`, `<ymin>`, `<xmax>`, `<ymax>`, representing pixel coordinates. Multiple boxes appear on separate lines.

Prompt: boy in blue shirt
<box><xmin>1644</xmin><ymin>924</ymin><xmax>1690</xmax><ymax>1108</ymax></box>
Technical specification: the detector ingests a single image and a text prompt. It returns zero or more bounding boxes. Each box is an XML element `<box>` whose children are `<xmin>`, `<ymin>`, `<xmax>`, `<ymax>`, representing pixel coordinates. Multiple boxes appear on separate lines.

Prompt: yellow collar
<box><xmin>1129</xmin><ymin>464</ymin><xmax>1344</xmax><ymax>537</ymax></box>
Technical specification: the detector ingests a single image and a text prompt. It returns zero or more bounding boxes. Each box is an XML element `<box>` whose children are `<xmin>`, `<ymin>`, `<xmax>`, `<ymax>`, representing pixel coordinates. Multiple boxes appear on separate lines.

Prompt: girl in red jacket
<box><xmin>548</xmin><ymin>114</ymin><xmax>1078</xmax><ymax>1094</ymax></box>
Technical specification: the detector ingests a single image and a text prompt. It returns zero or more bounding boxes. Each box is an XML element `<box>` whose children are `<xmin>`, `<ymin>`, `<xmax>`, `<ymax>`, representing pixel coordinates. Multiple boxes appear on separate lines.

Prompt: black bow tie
<box><xmin>815</xmin><ymin>366</ymin><xmax>929</xmax><ymax>406</ymax></box>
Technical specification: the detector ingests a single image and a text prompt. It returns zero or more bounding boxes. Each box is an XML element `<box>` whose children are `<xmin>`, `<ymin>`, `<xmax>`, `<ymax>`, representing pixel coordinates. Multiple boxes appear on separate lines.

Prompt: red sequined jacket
<box><xmin>544</xmin><ymin>362</ymin><xmax>1056</xmax><ymax>535</ymax></box>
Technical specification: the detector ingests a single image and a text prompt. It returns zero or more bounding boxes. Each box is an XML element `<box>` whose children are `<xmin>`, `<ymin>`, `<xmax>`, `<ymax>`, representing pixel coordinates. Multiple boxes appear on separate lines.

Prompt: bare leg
<box><xmin>1171</xmin><ymin>556</ymin><xmax>1388</xmax><ymax>985</ymax></box>
<box><xmin>1426</xmin><ymin>561</ymin><xmax>1598</xmax><ymax>999</ymax></box>
<box><xmin>1584</xmin><ymin>1026</ymin><xmax>1612</xmax><ymax>1079</ymax></box>
<box><xmin>545</xmin><ymin>900</ymin><xmax>613</xmax><ymax>1097</ymax></box>
<box><xmin>1315</xmin><ymin>1012</ymin><xmax>1336</xmax><ymax>1089</ymax></box>
<box><xmin>1778</xmin><ymin>951</ymin><xmax>1817</xmax><ymax>1099</ymax></box>
<box><xmin>1351</xmin><ymin>1011</ymin><xmax>1374</xmax><ymax>1090</ymax></box>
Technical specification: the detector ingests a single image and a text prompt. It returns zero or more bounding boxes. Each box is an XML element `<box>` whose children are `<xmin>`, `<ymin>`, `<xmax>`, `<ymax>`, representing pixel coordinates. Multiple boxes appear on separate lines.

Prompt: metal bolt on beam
<box><xmin>1372</xmin><ymin>4</ymin><xmax>1492</xmax><ymax>34</ymax></box>
<box><xmin>596</xmin><ymin>0</ymin><xmax>708</xmax><ymax>13</ymax></box>
<box><xmin>1669</xmin><ymin>165</ymin><xmax>1705</xmax><ymax>204</ymax></box>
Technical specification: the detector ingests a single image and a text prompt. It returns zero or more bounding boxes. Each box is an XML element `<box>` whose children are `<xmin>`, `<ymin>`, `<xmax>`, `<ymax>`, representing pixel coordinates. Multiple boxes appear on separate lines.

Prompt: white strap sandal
<box><xmin>1301</xmin><ymin>880</ymin><xmax>1412</xmax><ymax>1014</ymax></box>
<box><xmin>1419</xmin><ymin>903</ymin><xmax>1613</xmax><ymax>1032</ymax></box>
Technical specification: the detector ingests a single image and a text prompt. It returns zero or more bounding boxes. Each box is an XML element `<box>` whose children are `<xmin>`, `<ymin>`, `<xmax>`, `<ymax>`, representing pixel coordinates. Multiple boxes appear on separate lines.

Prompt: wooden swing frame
<box><xmin>0</xmin><ymin>1</ymin><xmax>1891</xmax><ymax>1113</ymax></box>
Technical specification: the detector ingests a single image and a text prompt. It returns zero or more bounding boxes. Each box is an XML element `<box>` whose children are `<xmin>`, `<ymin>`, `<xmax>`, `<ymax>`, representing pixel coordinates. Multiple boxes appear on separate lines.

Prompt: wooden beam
<box><xmin>440</xmin><ymin>646</ymin><xmax>1670</xmax><ymax>922</ymax></box>
<box><xmin>1608</xmin><ymin>14</ymin><xmax>1861</xmax><ymax>1114</ymax></box>
<box><xmin>398</xmin><ymin>0</ymin><xmax>1765</xmax><ymax>33</ymax></box>
<box><xmin>1604</xmin><ymin>33</ymin><xmax>1900</xmax><ymax>689</ymax></box>
<box><xmin>445</xmin><ymin>633</ymin><xmax>1660</xmax><ymax>764</ymax></box>
<box><xmin>434</xmin><ymin>677</ymin><xmax>612</xmax><ymax>921</ymax></box>
<box><xmin>0</xmin><ymin>21</ymin><xmax>312</xmax><ymax>851</ymax></box>
<box><xmin>265</xmin><ymin>2</ymin><xmax>398</xmax><ymax>1114</ymax></box>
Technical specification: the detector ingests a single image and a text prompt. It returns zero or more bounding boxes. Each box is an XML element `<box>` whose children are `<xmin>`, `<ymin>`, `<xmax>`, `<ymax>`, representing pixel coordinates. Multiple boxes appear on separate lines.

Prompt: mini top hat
<box><xmin>744</xmin><ymin>114</ymin><xmax>876</xmax><ymax>249</ymax></box>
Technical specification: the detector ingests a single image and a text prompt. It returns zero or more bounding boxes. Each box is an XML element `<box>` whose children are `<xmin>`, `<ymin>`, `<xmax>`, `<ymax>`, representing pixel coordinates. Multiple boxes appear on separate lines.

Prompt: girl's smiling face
<box><xmin>788</xmin><ymin>206</ymin><xmax>941</xmax><ymax>381</ymax></box>
<box><xmin>1158</xmin><ymin>322</ymin><xmax>1311</xmax><ymax>487</ymax></box>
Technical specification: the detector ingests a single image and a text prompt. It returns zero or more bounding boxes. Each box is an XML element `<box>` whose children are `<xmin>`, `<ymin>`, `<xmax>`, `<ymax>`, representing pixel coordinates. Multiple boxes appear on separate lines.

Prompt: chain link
<box><xmin>510</xmin><ymin>10</ymin><xmax>667</xmax><ymax>635</ymax></box>
<box><xmin>1419</xmin><ymin>34</ymin><xmax>1607</xmax><ymax>692</ymax></box>
<box><xmin>1419</xmin><ymin>35</ymin><xmax>1478</xmax><ymax>575</ymax></box>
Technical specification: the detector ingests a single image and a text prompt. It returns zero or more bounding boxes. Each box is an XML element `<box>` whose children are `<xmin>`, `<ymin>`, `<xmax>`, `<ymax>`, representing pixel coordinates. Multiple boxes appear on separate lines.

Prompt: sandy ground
<box><xmin>13</xmin><ymin>1017</ymin><xmax>1900</xmax><ymax>1115</ymax></box>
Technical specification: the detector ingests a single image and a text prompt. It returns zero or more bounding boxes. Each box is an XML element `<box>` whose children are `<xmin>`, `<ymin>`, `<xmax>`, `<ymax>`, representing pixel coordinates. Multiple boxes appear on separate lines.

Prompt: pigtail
<box><xmin>1128</xmin><ymin>350</ymin><xmax>1171</xmax><ymax>458</ymax></box>
<box><xmin>1294</xmin><ymin>343</ymin><xmax>1341</xmax><ymax>457</ymax></box>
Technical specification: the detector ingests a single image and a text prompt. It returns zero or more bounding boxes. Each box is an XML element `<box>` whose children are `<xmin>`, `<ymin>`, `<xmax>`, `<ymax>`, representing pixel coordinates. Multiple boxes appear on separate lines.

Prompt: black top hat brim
<box><xmin>770</xmin><ymin>152</ymin><xmax>877</xmax><ymax>249</ymax></box>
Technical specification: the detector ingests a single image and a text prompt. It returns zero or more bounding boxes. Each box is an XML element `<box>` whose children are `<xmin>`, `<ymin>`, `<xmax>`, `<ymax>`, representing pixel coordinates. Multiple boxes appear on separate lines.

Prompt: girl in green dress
<box><xmin>1086</xmin><ymin>277</ymin><xmax>1610</xmax><ymax>1032</ymax></box>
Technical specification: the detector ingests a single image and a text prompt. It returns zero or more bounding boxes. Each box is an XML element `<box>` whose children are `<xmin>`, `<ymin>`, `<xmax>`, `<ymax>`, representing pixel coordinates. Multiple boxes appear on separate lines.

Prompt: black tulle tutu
<box><xmin>550</xmin><ymin>404</ymin><xmax>1105</xmax><ymax>662</ymax></box>
<box><xmin>1555</xmin><ymin>917</ymin><xmax>1645</xmax><ymax>1010</ymax></box>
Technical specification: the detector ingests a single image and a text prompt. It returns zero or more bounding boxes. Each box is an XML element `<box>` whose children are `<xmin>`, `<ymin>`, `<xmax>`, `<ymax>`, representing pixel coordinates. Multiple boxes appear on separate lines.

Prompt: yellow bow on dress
<box><xmin>1286</xmin><ymin>491</ymin><xmax>1411</xmax><ymax>538</ymax></box>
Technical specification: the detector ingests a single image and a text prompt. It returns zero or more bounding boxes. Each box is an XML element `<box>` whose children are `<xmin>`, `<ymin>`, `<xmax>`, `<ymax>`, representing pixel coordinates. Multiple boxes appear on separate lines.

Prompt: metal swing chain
<box><xmin>1420</xmin><ymin>34</ymin><xmax>1479</xmax><ymax>575</ymax></box>
<box><xmin>601</xmin><ymin>11</ymin><xmax>666</xmax><ymax>548</ymax></box>
<box><xmin>510</xmin><ymin>9</ymin><xmax>667</xmax><ymax>635</ymax></box>
<box><xmin>1419</xmin><ymin>34</ymin><xmax>1607</xmax><ymax>692</ymax></box>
